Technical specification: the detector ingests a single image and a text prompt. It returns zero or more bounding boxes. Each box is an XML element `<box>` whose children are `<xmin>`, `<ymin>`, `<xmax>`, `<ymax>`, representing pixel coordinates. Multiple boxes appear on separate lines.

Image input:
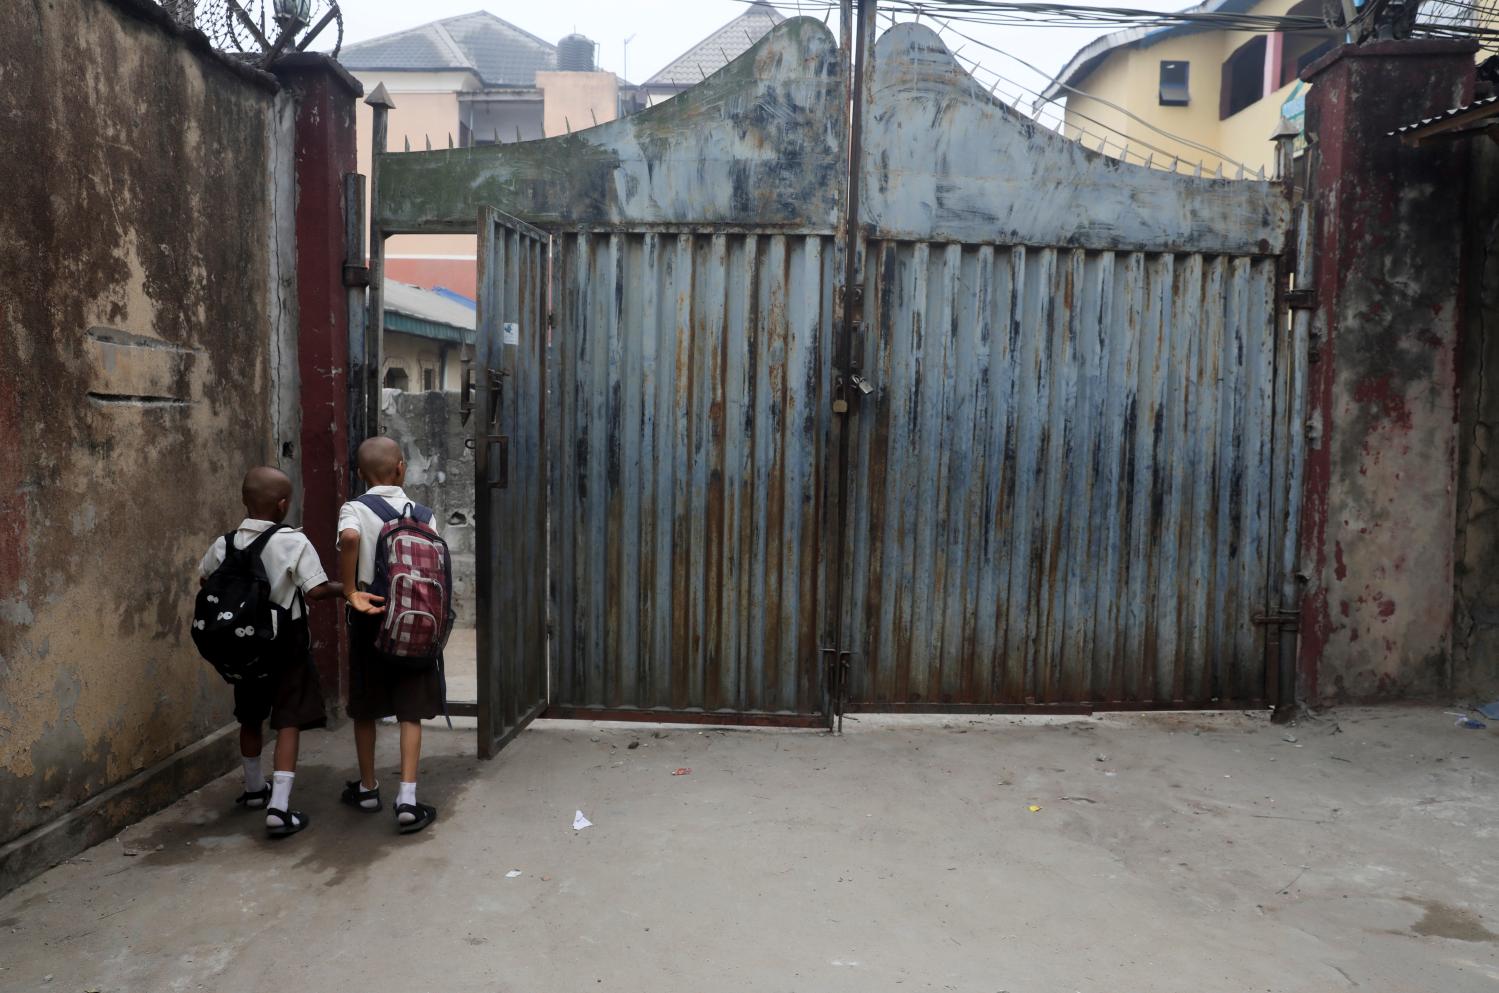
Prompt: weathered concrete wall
<box><xmin>1455</xmin><ymin>132</ymin><xmax>1499</xmax><ymax>698</ymax></box>
<box><xmin>0</xmin><ymin>0</ymin><xmax>292</xmax><ymax>860</ymax></box>
<box><xmin>1298</xmin><ymin>42</ymin><xmax>1475</xmax><ymax>703</ymax></box>
<box><xmin>380</xmin><ymin>390</ymin><xmax>477</xmax><ymax>626</ymax></box>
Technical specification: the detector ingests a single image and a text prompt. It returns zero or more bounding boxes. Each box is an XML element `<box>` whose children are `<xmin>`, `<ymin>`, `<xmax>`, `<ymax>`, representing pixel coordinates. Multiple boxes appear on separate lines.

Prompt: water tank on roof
<box><xmin>558</xmin><ymin>33</ymin><xmax>596</xmax><ymax>72</ymax></box>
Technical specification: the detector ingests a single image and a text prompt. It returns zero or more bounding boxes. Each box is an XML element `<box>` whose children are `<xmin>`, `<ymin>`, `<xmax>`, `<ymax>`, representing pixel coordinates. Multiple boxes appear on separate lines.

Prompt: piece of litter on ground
<box><xmin>628</xmin><ymin>741</ymin><xmax>640</xmax><ymax>749</ymax></box>
<box><xmin>505</xmin><ymin>869</ymin><xmax>522</xmax><ymax>878</ymax></box>
<box><xmin>541</xmin><ymin>874</ymin><xmax>552</xmax><ymax>881</ymax></box>
<box><xmin>1282</xmin><ymin>735</ymin><xmax>1298</xmax><ymax>743</ymax></box>
<box><xmin>573</xmin><ymin>810</ymin><xmax>592</xmax><ymax>830</ymax></box>
<box><xmin>1447</xmin><ymin>712</ymin><xmax>1488</xmax><ymax>729</ymax></box>
<box><xmin>1027</xmin><ymin>805</ymin><xmax>1042</xmax><ymax>813</ymax></box>
<box><xmin>672</xmin><ymin>768</ymin><xmax>691</xmax><ymax>776</ymax></box>
<box><xmin>1059</xmin><ymin>796</ymin><xmax>1097</xmax><ymax>804</ymax></box>
<box><xmin>1095</xmin><ymin>754</ymin><xmax>1107</xmax><ymax>762</ymax></box>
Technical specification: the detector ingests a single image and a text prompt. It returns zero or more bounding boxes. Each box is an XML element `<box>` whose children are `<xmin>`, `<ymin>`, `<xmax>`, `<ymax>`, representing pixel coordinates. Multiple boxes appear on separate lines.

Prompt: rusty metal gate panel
<box><xmin>838</xmin><ymin>25</ymin><xmax>1293</xmax><ymax>710</ymax></box>
<box><xmin>375</xmin><ymin>19</ymin><xmax>848</xmax><ymax>726</ymax></box>
<box><xmin>546</xmin><ymin>231</ymin><xmax>835</xmax><ymax>721</ymax></box>
<box><xmin>377</xmin><ymin>16</ymin><xmax>1298</xmax><ymax>730</ymax></box>
<box><xmin>474</xmin><ymin>207</ymin><xmax>549</xmax><ymax>756</ymax></box>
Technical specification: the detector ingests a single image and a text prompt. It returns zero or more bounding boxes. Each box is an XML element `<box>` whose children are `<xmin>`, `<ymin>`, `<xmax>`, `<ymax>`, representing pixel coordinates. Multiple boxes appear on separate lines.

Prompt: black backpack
<box><xmin>191</xmin><ymin>525</ymin><xmax>296</xmax><ymax>684</ymax></box>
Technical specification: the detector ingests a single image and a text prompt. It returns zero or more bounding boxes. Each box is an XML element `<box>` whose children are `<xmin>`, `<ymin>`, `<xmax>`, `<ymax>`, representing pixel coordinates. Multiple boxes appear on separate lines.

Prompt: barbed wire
<box><xmin>150</xmin><ymin>0</ymin><xmax>344</xmax><ymax>62</ymax></box>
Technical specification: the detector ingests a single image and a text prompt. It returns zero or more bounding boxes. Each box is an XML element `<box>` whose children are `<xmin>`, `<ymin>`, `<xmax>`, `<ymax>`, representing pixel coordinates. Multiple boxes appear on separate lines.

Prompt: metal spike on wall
<box><xmin>403</xmin><ymin>135</ymin><xmax>410</xmax><ymax>153</ymax></box>
<box><xmin>424</xmin><ymin>135</ymin><xmax>432</xmax><ymax>152</ymax></box>
<box><xmin>515</xmin><ymin>126</ymin><xmax>523</xmax><ymax>143</ymax></box>
<box><xmin>492</xmin><ymin>129</ymin><xmax>500</xmax><ymax>144</ymax></box>
<box><xmin>1257</xmin><ymin>164</ymin><xmax>1266</xmax><ymax>180</ymax></box>
<box><xmin>1143</xmin><ymin>152</ymin><xmax>1154</xmax><ymax>170</ymax></box>
<box><xmin>448</xmin><ymin>133</ymin><xmax>454</xmax><ymax>149</ymax></box>
<box><xmin>1235</xmin><ymin>162</ymin><xmax>1244</xmax><ymax>179</ymax></box>
<box><xmin>1195</xmin><ymin>160</ymin><xmax>1204</xmax><ymax>177</ymax></box>
<box><xmin>565</xmin><ymin>117</ymin><xmax>572</xmax><ymax>134</ymax></box>
<box><xmin>590</xmin><ymin>108</ymin><xmax>598</xmax><ymax>127</ymax></box>
<box><xmin>1170</xmin><ymin>154</ymin><xmax>1180</xmax><ymax>173</ymax></box>
<box><xmin>1216</xmin><ymin>161</ymin><xmax>1225</xmax><ymax>178</ymax></box>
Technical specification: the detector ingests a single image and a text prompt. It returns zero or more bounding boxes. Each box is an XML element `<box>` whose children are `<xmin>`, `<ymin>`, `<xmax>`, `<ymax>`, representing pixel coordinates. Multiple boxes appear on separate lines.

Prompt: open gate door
<box><xmin>474</xmin><ymin>206</ymin><xmax>550</xmax><ymax>758</ymax></box>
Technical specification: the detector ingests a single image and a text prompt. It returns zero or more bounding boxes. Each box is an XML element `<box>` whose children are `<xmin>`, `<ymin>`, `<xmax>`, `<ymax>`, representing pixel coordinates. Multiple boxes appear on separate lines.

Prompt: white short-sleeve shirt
<box><xmin>199</xmin><ymin>519</ymin><xmax>329</xmax><ymax>619</ymax></box>
<box><xmin>337</xmin><ymin>486</ymin><xmax>427</xmax><ymax>588</ymax></box>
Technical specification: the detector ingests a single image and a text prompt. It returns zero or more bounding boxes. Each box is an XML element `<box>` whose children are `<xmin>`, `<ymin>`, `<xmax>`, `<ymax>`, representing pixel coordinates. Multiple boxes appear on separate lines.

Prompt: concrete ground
<box><xmin>3</xmin><ymin>707</ymin><xmax>1499</xmax><ymax>992</ymax></box>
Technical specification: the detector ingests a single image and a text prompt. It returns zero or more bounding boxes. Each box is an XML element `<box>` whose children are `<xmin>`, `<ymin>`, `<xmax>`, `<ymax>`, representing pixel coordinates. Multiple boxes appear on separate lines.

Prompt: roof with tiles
<box><xmin>340</xmin><ymin>11</ymin><xmax>557</xmax><ymax>88</ymax></box>
<box><xmin>641</xmin><ymin>2</ymin><xmax>784</xmax><ymax>89</ymax></box>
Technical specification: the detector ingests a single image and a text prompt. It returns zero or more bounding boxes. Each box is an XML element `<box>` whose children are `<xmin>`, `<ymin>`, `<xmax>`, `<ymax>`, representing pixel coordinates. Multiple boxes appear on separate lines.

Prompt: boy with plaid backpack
<box><xmin>336</xmin><ymin>436</ymin><xmax>454</xmax><ymax>834</ymax></box>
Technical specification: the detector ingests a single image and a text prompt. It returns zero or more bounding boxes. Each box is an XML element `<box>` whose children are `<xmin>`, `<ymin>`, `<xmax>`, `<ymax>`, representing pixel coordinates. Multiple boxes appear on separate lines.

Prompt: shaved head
<box><xmin>242</xmin><ymin>466</ymin><xmax>292</xmax><ymax>519</ymax></box>
<box><xmin>356</xmin><ymin>436</ymin><xmax>405</xmax><ymax>485</ymax></box>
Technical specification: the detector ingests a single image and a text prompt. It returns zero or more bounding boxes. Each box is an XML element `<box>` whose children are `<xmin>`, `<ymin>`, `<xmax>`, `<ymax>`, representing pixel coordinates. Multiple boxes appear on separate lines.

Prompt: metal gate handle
<box><xmin>487</xmin><ymin>436</ymin><xmax>509</xmax><ymax>490</ymax></box>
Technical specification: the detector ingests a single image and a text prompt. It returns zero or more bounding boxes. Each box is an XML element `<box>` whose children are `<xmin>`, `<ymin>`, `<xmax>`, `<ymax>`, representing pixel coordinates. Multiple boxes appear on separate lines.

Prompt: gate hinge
<box><xmin>343</xmin><ymin>262</ymin><xmax>370</xmax><ymax>288</ymax></box>
<box><xmin>1285</xmin><ymin>288</ymin><xmax>1316</xmax><ymax>311</ymax></box>
<box><xmin>1252</xmin><ymin>608</ymin><xmax>1300</xmax><ymax>630</ymax></box>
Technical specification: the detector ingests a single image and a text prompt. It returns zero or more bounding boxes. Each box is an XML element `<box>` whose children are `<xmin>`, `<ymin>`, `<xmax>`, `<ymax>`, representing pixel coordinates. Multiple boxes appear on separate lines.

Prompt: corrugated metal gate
<box><xmin>370</xmin><ymin>16</ymin><xmax>1296</xmax><ymax>744</ymax></box>
<box><xmin>546</xmin><ymin>231</ymin><xmax>835</xmax><ymax>722</ymax></box>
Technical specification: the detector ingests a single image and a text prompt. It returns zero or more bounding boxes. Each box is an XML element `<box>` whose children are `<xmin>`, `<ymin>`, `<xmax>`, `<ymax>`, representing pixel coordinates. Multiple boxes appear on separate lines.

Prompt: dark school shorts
<box><xmin>232</xmin><ymin>636</ymin><xmax>328</xmax><ymax>731</ymax></box>
<box><xmin>346</xmin><ymin>611</ymin><xmax>444</xmax><ymax>723</ymax></box>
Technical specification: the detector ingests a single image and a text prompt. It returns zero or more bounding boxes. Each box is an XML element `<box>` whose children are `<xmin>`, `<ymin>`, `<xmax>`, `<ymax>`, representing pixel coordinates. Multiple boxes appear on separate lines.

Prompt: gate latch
<box><xmin>1252</xmin><ymin>607</ymin><xmax>1300</xmax><ymax>631</ymax></box>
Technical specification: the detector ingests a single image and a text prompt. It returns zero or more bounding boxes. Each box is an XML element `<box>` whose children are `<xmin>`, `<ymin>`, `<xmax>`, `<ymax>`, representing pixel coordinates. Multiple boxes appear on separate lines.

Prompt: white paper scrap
<box><xmin>573</xmin><ymin>810</ymin><xmax>592</xmax><ymax>831</ymax></box>
<box><xmin>506</xmin><ymin>869</ymin><xmax>522</xmax><ymax>878</ymax></box>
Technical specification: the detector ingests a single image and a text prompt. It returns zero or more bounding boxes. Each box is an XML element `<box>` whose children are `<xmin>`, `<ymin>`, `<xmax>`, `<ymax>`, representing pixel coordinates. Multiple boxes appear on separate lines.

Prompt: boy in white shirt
<box><xmin>198</xmin><ymin>466</ymin><xmax>342</xmax><ymax>837</ymax></box>
<box><xmin>336</xmin><ymin>436</ymin><xmax>442</xmax><ymax>834</ymax></box>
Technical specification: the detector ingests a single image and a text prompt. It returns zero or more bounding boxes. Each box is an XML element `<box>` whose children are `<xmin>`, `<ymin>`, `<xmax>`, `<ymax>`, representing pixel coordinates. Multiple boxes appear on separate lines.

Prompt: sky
<box><xmin>329</xmin><ymin>0</ymin><xmax>1186</xmax><ymax>123</ymax></box>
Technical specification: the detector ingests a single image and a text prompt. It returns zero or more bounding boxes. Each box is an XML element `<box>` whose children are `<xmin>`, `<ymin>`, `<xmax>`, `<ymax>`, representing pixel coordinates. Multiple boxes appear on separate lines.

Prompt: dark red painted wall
<box><xmin>1298</xmin><ymin>42</ymin><xmax>1475</xmax><ymax>702</ymax></box>
<box><xmin>273</xmin><ymin>56</ymin><xmax>362</xmax><ymax>709</ymax></box>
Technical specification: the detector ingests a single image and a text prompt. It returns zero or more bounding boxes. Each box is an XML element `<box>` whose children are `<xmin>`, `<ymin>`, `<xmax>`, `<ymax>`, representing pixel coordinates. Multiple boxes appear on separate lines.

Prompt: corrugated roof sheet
<box><xmin>384</xmin><ymin>280</ymin><xmax>476</xmax><ymax>332</ymax></box>
<box><xmin>641</xmin><ymin>2</ymin><xmax>783</xmax><ymax>88</ymax></box>
<box><xmin>1389</xmin><ymin>94</ymin><xmax>1499</xmax><ymax>138</ymax></box>
<box><xmin>340</xmin><ymin>11</ymin><xmax>557</xmax><ymax>87</ymax></box>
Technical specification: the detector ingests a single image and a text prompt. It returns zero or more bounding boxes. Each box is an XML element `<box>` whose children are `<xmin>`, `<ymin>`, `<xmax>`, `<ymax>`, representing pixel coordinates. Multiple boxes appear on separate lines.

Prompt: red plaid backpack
<box><xmin>356</xmin><ymin>495</ymin><xmax>455</xmax><ymax>668</ymax></box>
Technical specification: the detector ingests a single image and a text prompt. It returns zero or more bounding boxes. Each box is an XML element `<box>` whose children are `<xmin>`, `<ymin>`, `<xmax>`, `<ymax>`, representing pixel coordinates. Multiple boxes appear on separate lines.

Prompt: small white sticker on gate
<box><xmin>502</xmin><ymin>322</ymin><xmax>519</xmax><ymax>346</ymax></box>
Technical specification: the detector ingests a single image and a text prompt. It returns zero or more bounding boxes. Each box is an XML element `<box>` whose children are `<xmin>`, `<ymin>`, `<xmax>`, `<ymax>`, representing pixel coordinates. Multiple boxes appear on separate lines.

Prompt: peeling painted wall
<box><xmin>0</xmin><ymin>0</ymin><xmax>293</xmax><ymax>845</ymax></box>
<box><xmin>1298</xmin><ymin>42</ymin><xmax>1475</xmax><ymax>702</ymax></box>
<box><xmin>1455</xmin><ymin>133</ymin><xmax>1499</xmax><ymax>697</ymax></box>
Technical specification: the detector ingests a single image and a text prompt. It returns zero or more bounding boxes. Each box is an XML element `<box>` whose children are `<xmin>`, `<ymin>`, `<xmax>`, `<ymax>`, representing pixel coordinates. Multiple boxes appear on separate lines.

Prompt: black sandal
<box><xmin>395</xmin><ymin>801</ymin><xmax>436</xmax><ymax>835</ymax></box>
<box><xmin>265</xmin><ymin>808</ymin><xmax>309</xmax><ymax>838</ymax></box>
<box><xmin>235</xmin><ymin>782</ymin><xmax>271</xmax><ymax>809</ymax></box>
<box><xmin>340</xmin><ymin>779</ymin><xmax>381</xmax><ymax>812</ymax></box>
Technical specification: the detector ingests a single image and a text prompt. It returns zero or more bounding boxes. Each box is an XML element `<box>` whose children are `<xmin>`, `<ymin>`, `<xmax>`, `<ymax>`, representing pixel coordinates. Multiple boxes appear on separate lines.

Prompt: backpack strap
<box><xmin>402</xmin><ymin>502</ymin><xmax>435</xmax><ymax>525</ymax></box>
<box><xmin>358</xmin><ymin>494</ymin><xmax>433</xmax><ymax>526</ymax></box>
<box><xmin>355</xmin><ymin>494</ymin><xmax>402</xmax><ymax>523</ymax></box>
<box><xmin>229</xmin><ymin>524</ymin><xmax>288</xmax><ymax>583</ymax></box>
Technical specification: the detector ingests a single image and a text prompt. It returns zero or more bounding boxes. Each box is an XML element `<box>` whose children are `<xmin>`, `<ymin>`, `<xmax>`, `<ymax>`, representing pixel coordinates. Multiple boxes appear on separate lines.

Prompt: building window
<box><xmin>1220</xmin><ymin>36</ymin><xmax>1267</xmax><ymax>120</ymax></box>
<box><xmin>1279</xmin><ymin>0</ymin><xmax>1336</xmax><ymax>88</ymax></box>
<box><xmin>1159</xmin><ymin>61</ymin><xmax>1190</xmax><ymax>106</ymax></box>
<box><xmin>384</xmin><ymin>366</ymin><xmax>410</xmax><ymax>391</ymax></box>
<box><xmin>423</xmin><ymin>368</ymin><xmax>437</xmax><ymax>392</ymax></box>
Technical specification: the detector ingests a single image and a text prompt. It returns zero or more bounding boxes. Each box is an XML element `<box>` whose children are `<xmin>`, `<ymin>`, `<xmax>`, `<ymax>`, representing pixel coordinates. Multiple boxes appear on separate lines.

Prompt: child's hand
<box><xmin>347</xmin><ymin>591</ymin><xmax>386</xmax><ymax>615</ymax></box>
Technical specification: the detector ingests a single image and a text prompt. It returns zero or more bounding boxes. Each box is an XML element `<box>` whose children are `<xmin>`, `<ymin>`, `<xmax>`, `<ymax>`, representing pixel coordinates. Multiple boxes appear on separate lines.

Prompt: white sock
<box><xmin>242</xmin><ymin>756</ymin><xmax>263</xmax><ymax>793</ymax></box>
<box><xmin>266</xmin><ymin>772</ymin><xmax>295</xmax><ymax>828</ymax></box>
<box><xmin>360</xmin><ymin>779</ymin><xmax>380</xmax><ymax>810</ymax></box>
<box><xmin>397</xmin><ymin>781</ymin><xmax>417</xmax><ymax>823</ymax></box>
